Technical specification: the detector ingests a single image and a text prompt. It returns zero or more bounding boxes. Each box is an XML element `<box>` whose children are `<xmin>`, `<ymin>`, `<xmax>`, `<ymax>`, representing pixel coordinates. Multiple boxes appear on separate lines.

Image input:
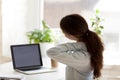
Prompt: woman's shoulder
<box><xmin>62</xmin><ymin>42</ymin><xmax>85</xmax><ymax>45</ymax></box>
<box><xmin>60</xmin><ymin>42</ymin><xmax>87</xmax><ymax>50</ymax></box>
<box><xmin>66</xmin><ymin>42</ymin><xmax>86</xmax><ymax>47</ymax></box>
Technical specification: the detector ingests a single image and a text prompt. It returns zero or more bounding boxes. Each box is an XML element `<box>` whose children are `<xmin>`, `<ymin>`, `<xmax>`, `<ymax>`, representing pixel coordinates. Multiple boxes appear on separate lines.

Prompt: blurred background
<box><xmin>0</xmin><ymin>0</ymin><xmax>120</xmax><ymax>79</ymax></box>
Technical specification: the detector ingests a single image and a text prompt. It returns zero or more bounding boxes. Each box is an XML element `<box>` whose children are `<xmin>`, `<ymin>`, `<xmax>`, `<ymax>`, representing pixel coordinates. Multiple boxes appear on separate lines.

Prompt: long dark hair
<box><xmin>60</xmin><ymin>14</ymin><xmax>104</xmax><ymax>79</ymax></box>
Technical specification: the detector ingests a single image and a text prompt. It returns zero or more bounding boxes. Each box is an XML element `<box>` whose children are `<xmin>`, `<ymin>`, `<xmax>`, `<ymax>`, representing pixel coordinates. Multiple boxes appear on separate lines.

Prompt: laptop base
<box><xmin>15</xmin><ymin>67</ymin><xmax>57</xmax><ymax>75</ymax></box>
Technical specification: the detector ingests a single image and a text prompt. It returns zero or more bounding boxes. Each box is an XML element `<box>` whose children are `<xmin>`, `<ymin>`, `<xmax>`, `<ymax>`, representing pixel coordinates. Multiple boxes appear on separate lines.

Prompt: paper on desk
<box><xmin>0</xmin><ymin>74</ymin><xmax>25</xmax><ymax>80</ymax></box>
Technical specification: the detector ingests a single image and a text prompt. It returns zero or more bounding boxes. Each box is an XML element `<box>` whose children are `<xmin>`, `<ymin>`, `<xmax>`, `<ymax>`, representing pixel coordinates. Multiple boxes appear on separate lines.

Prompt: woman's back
<box><xmin>47</xmin><ymin>42</ymin><xmax>93</xmax><ymax>80</ymax></box>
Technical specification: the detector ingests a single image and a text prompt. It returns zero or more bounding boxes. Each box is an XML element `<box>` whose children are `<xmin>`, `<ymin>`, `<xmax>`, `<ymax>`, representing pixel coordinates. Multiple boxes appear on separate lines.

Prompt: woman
<box><xmin>47</xmin><ymin>14</ymin><xmax>104</xmax><ymax>80</ymax></box>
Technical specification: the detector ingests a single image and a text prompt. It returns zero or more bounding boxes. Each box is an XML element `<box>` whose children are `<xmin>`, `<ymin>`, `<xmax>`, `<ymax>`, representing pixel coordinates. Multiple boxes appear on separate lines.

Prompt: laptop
<box><xmin>10</xmin><ymin>44</ymin><xmax>56</xmax><ymax>75</ymax></box>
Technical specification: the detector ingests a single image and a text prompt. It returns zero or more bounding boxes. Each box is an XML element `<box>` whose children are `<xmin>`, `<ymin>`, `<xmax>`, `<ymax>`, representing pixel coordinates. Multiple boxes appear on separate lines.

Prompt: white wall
<box><xmin>0</xmin><ymin>0</ymin><xmax>2</xmax><ymax>57</ymax></box>
<box><xmin>2</xmin><ymin>0</ymin><xmax>44</xmax><ymax>57</ymax></box>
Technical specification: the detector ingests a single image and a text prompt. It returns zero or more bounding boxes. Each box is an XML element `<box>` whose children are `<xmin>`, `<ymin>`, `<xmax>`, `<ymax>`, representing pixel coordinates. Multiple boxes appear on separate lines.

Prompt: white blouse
<box><xmin>47</xmin><ymin>42</ymin><xmax>93</xmax><ymax>80</ymax></box>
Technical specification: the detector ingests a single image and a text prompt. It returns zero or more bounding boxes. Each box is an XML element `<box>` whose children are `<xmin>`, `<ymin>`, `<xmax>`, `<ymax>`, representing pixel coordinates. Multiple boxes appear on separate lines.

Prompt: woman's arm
<box><xmin>47</xmin><ymin>43</ymin><xmax>89</xmax><ymax>67</ymax></box>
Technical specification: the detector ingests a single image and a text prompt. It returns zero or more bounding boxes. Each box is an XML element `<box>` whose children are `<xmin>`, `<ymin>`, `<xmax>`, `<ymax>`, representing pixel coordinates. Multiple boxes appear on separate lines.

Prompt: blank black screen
<box><xmin>11</xmin><ymin>44</ymin><xmax>42</xmax><ymax>68</ymax></box>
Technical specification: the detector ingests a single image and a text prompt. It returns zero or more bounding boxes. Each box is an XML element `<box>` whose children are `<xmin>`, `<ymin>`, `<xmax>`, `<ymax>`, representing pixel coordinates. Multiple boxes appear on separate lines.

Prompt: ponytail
<box><xmin>83</xmin><ymin>30</ymin><xmax>104</xmax><ymax>79</ymax></box>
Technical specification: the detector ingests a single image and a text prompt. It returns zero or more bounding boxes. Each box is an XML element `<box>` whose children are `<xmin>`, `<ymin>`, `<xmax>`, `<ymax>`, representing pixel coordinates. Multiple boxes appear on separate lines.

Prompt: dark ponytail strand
<box><xmin>83</xmin><ymin>30</ymin><xmax>104</xmax><ymax>79</ymax></box>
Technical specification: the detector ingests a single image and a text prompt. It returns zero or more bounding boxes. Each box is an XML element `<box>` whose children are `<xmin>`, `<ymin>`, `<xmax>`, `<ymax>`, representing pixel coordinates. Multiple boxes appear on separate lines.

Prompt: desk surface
<box><xmin>0</xmin><ymin>59</ymin><xmax>65</xmax><ymax>80</ymax></box>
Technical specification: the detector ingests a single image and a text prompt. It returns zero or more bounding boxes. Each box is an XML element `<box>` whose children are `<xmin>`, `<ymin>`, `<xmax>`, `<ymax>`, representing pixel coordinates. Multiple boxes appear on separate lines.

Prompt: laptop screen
<box><xmin>10</xmin><ymin>44</ymin><xmax>43</xmax><ymax>70</ymax></box>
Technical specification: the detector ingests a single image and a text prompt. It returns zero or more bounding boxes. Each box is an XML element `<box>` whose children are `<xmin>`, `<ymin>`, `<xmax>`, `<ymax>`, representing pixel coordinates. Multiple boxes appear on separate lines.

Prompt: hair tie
<box><xmin>85</xmin><ymin>30</ymin><xmax>90</xmax><ymax>36</ymax></box>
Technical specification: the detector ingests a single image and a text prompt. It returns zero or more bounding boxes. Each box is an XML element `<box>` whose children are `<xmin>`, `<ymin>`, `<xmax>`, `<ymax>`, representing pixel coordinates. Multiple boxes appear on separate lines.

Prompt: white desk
<box><xmin>0</xmin><ymin>59</ymin><xmax>65</xmax><ymax>80</ymax></box>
